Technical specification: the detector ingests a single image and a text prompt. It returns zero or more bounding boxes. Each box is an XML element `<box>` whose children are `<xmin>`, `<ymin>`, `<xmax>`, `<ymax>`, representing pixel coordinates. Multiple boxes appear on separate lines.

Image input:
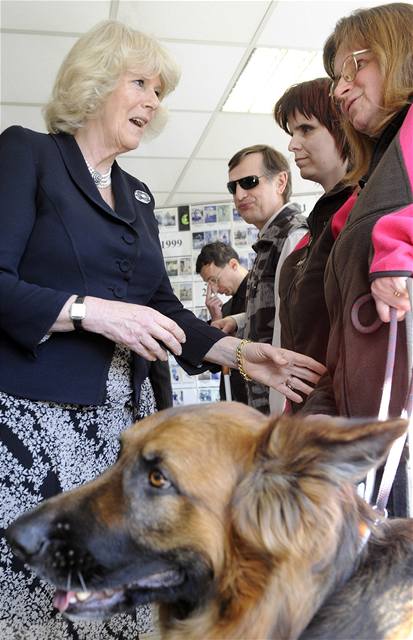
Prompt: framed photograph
<box><xmin>171</xmin><ymin>366</ymin><xmax>181</xmax><ymax>383</ymax></box>
<box><xmin>172</xmin><ymin>389</ymin><xmax>185</xmax><ymax>406</ymax></box>
<box><xmin>155</xmin><ymin>207</ymin><xmax>178</xmax><ymax>228</ymax></box>
<box><xmin>198</xmin><ymin>388</ymin><xmax>212</xmax><ymax>403</ymax></box>
<box><xmin>234</xmin><ymin>228</ymin><xmax>247</xmax><ymax>246</ymax></box>
<box><xmin>218</xmin><ymin>228</ymin><xmax>231</xmax><ymax>244</ymax></box>
<box><xmin>179</xmin><ymin>257</ymin><xmax>192</xmax><ymax>276</ymax></box>
<box><xmin>165</xmin><ymin>258</ymin><xmax>179</xmax><ymax>277</ymax></box>
<box><xmin>191</xmin><ymin>207</ymin><xmax>204</xmax><ymax>225</ymax></box>
<box><xmin>205</xmin><ymin>229</ymin><xmax>219</xmax><ymax>244</ymax></box>
<box><xmin>192</xmin><ymin>232</ymin><xmax>205</xmax><ymax>250</ymax></box>
<box><xmin>179</xmin><ymin>282</ymin><xmax>193</xmax><ymax>302</ymax></box>
<box><xmin>204</xmin><ymin>205</ymin><xmax>217</xmax><ymax>224</ymax></box>
<box><xmin>216</xmin><ymin>204</ymin><xmax>231</xmax><ymax>223</ymax></box>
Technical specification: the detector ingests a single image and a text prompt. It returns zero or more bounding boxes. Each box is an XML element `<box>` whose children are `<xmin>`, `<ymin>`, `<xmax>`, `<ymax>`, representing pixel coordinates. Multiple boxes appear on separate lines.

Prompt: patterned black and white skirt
<box><xmin>0</xmin><ymin>345</ymin><xmax>156</xmax><ymax>639</ymax></box>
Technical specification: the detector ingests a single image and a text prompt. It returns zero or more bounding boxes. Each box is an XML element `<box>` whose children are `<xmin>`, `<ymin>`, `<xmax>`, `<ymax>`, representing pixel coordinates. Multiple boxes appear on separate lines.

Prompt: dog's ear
<box><xmin>262</xmin><ymin>415</ymin><xmax>407</xmax><ymax>483</ymax></box>
<box><xmin>231</xmin><ymin>416</ymin><xmax>407</xmax><ymax>555</ymax></box>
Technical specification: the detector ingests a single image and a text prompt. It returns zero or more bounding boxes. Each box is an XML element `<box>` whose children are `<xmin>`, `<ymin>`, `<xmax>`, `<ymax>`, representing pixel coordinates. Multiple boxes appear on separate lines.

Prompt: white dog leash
<box><xmin>367</xmin><ymin>279</ymin><xmax>413</xmax><ymax>515</ymax></box>
<box><xmin>222</xmin><ymin>366</ymin><xmax>232</xmax><ymax>402</ymax></box>
<box><xmin>363</xmin><ymin>306</ymin><xmax>398</xmax><ymax>504</ymax></box>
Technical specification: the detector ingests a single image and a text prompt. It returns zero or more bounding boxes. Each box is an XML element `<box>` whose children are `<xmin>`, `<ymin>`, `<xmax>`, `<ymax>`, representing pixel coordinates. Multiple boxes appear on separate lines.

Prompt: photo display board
<box><xmin>156</xmin><ymin>194</ymin><xmax>320</xmax><ymax>406</ymax></box>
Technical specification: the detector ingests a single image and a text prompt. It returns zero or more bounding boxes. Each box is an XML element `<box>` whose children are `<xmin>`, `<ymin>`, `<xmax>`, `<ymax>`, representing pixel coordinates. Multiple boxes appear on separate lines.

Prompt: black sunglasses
<box><xmin>226</xmin><ymin>174</ymin><xmax>265</xmax><ymax>195</ymax></box>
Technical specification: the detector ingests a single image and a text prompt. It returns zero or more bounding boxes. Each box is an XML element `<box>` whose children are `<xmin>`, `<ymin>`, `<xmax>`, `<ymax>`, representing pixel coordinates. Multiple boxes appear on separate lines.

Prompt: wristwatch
<box><xmin>69</xmin><ymin>295</ymin><xmax>86</xmax><ymax>331</ymax></box>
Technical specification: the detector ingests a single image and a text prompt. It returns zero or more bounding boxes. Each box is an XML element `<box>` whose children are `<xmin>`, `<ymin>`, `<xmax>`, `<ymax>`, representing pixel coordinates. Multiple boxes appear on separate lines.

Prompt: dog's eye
<box><xmin>148</xmin><ymin>469</ymin><xmax>170</xmax><ymax>489</ymax></box>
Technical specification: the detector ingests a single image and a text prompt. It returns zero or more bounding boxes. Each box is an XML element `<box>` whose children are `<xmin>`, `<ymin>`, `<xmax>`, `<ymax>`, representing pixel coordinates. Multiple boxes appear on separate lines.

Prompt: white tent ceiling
<box><xmin>1</xmin><ymin>0</ymin><xmax>391</xmax><ymax>208</ymax></box>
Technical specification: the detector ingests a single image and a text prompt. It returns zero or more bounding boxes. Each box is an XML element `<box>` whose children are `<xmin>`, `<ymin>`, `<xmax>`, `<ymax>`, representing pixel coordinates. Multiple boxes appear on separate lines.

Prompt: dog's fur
<box><xmin>6</xmin><ymin>403</ymin><xmax>413</xmax><ymax>639</ymax></box>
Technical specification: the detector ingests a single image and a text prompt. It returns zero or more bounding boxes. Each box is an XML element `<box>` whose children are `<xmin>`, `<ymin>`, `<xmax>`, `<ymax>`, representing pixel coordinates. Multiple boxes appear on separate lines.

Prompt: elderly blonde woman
<box><xmin>0</xmin><ymin>20</ymin><xmax>325</xmax><ymax>638</ymax></box>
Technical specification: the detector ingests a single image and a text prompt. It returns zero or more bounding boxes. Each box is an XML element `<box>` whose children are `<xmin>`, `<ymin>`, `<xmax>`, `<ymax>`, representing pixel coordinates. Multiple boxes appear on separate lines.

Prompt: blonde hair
<box><xmin>323</xmin><ymin>3</ymin><xmax>413</xmax><ymax>183</ymax></box>
<box><xmin>44</xmin><ymin>20</ymin><xmax>180</xmax><ymax>137</ymax></box>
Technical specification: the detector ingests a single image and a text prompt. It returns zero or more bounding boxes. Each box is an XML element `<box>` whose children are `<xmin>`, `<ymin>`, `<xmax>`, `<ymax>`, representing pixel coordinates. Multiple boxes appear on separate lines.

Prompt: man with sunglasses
<box><xmin>216</xmin><ymin>144</ymin><xmax>307</xmax><ymax>414</ymax></box>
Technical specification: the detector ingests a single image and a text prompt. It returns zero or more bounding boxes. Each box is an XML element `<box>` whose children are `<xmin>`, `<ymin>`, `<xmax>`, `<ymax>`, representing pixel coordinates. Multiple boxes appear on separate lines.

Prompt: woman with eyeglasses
<box><xmin>271</xmin><ymin>77</ymin><xmax>355</xmax><ymax>414</ymax></box>
<box><xmin>303</xmin><ymin>3</ymin><xmax>413</xmax><ymax>516</ymax></box>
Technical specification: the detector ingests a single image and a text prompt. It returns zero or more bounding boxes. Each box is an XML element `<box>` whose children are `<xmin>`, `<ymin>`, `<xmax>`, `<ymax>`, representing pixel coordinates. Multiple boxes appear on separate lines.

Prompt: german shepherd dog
<box><xmin>6</xmin><ymin>403</ymin><xmax>413</xmax><ymax>640</ymax></box>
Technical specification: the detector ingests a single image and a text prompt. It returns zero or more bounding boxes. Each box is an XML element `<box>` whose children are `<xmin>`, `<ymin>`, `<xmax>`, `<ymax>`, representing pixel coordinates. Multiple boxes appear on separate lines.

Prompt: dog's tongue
<box><xmin>53</xmin><ymin>590</ymin><xmax>75</xmax><ymax>613</ymax></box>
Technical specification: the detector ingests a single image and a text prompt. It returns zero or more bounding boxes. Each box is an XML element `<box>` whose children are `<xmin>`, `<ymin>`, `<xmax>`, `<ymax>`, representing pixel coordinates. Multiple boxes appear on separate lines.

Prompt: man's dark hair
<box><xmin>195</xmin><ymin>241</ymin><xmax>240</xmax><ymax>274</ymax></box>
<box><xmin>228</xmin><ymin>144</ymin><xmax>292</xmax><ymax>202</ymax></box>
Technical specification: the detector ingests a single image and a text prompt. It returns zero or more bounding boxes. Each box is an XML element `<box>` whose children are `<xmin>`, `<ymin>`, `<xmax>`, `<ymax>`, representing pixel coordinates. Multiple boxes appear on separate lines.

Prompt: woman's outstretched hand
<box><xmin>241</xmin><ymin>342</ymin><xmax>326</xmax><ymax>403</ymax></box>
<box><xmin>204</xmin><ymin>338</ymin><xmax>326</xmax><ymax>402</ymax></box>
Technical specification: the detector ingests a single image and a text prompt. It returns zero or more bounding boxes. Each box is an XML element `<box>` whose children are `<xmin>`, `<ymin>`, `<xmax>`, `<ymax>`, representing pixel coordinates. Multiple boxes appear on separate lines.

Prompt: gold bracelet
<box><xmin>236</xmin><ymin>339</ymin><xmax>252</xmax><ymax>382</ymax></box>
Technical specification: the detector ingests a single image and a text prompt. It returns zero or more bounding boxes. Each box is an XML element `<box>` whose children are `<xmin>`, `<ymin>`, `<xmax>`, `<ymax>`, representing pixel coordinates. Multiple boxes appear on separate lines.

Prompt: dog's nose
<box><xmin>5</xmin><ymin>506</ymin><xmax>54</xmax><ymax>559</ymax></box>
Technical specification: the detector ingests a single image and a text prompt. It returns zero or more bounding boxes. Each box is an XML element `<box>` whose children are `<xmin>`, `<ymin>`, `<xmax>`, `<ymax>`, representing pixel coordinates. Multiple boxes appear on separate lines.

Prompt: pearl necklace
<box><xmin>86</xmin><ymin>160</ymin><xmax>112</xmax><ymax>189</ymax></box>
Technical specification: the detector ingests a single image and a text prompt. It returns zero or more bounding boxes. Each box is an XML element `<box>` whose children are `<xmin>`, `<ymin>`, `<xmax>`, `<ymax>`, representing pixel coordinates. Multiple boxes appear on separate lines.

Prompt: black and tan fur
<box><xmin>6</xmin><ymin>403</ymin><xmax>413</xmax><ymax>639</ymax></box>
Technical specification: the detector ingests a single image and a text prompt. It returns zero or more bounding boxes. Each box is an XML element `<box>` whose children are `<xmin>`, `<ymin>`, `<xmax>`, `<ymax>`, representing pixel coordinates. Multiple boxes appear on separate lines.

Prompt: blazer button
<box><xmin>113</xmin><ymin>286</ymin><xmax>125</xmax><ymax>299</ymax></box>
<box><xmin>117</xmin><ymin>259</ymin><xmax>131</xmax><ymax>273</ymax></box>
<box><xmin>122</xmin><ymin>231</ymin><xmax>135</xmax><ymax>245</ymax></box>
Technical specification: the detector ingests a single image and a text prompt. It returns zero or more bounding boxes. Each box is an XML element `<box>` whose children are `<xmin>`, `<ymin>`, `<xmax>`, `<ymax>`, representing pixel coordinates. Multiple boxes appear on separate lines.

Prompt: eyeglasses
<box><xmin>207</xmin><ymin>268</ymin><xmax>224</xmax><ymax>285</ymax></box>
<box><xmin>227</xmin><ymin>174</ymin><xmax>265</xmax><ymax>195</ymax></box>
<box><xmin>329</xmin><ymin>49</ymin><xmax>371</xmax><ymax>98</ymax></box>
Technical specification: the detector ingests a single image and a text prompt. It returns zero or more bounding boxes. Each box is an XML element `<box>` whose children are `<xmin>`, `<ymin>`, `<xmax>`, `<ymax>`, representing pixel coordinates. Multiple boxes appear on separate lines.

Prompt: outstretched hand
<box><xmin>371</xmin><ymin>276</ymin><xmax>411</xmax><ymax>322</ymax></box>
<box><xmin>241</xmin><ymin>342</ymin><xmax>326</xmax><ymax>403</ymax></box>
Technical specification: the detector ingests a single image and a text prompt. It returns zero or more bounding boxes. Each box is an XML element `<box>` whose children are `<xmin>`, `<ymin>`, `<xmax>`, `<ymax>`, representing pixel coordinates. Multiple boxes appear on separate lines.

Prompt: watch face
<box><xmin>70</xmin><ymin>302</ymin><xmax>86</xmax><ymax>320</ymax></box>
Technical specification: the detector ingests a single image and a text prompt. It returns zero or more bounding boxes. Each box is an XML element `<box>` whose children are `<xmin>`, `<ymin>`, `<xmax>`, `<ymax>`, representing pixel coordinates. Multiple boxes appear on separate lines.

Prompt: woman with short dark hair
<box><xmin>271</xmin><ymin>76</ymin><xmax>354</xmax><ymax>414</ymax></box>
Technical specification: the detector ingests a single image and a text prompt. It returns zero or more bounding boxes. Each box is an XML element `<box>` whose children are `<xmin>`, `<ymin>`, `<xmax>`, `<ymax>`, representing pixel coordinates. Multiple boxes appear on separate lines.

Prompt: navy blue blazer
<box><xmin>0</xmin><ymin>126</ymin><xmax>223</xmax><ymax>405</ymax></box>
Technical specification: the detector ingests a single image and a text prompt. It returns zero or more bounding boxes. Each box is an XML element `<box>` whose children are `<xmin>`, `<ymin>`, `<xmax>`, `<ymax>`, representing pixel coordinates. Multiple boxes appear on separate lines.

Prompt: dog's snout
<box><xmin>6</xmin><ymin>511</ymin><xmax>52</xmax><ymax>560</ymax></box>
<box><xmin>5</xmin><ymin>502</ymin><xmax>74</xmax><ymax>560</ymax></box>
<box><xmin>6</xmin><ymin>507</ymin><xmax>98</xmax><ymax>585</ymax></box>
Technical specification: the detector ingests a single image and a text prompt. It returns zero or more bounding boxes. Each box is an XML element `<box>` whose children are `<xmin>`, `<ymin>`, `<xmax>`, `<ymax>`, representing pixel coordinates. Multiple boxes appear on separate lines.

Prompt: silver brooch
<box><xmin>134</xmin><ymin>190</ymin><xmax>151</xmax><ymax>204</ymax></box>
